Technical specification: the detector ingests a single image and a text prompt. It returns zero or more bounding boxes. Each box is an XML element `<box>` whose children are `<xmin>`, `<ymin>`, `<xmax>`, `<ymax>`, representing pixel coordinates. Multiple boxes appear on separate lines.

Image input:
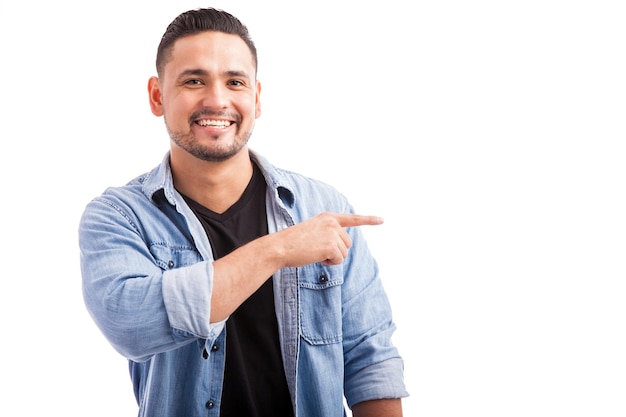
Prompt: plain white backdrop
<box><xmin>1</xmin><ymin>0</ymin><xmax>625</xmax><ymax>416</ymax></box>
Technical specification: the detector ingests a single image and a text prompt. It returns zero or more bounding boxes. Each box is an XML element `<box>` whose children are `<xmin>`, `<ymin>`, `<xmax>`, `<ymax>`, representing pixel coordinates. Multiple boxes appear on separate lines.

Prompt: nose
<box><xmin>201</xmin><ymin>82</ymin><xmax>229</xmax><ymax>109</ymax></box>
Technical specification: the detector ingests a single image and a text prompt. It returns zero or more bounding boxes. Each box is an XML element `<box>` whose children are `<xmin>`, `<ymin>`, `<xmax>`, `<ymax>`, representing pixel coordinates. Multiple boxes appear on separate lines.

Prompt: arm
<box><xmin>341</xmin><ymin>221</ymin><xmax>409</xmax><ymax>408</ymax></box>
<box><xmin>79</xmin><ymin>197</ymin><xmax>205</xmax><ymax>360</ymax></box>
<box><xmin>210</xmin><ymin>212</ymin><xmax>384</xmax><ymax>322</ymax></box>
<box><xmin>352</xmin><ymin>398</ymin><xmax>403</xmax><ymax>417</ymax></box>
<box><xmin>80</xmin><ymin>196</ymin><xmax>382</xmax><ymax>358</ymax></box>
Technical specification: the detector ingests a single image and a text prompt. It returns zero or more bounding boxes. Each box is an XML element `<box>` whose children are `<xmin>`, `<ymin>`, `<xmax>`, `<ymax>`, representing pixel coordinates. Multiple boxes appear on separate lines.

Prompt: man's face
<box><xmin>149</xmin><ymin>31</ymin><xmax>261</xmax><ymax>162</ymax></box>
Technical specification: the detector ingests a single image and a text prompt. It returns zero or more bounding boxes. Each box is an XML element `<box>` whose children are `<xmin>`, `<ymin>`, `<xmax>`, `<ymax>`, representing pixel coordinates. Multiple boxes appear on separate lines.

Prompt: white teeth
<box><xmin>197</xmin><ymin>119</ymin><xmax>232</xmax><ymax>127</ymax></box>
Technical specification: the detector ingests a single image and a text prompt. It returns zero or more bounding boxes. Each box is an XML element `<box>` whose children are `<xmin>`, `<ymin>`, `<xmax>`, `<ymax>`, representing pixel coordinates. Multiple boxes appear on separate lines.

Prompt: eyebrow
<box><xmin>176</xmin><ymin>68</ymin><xmax>251</xmax><ymax>81</ymax></box>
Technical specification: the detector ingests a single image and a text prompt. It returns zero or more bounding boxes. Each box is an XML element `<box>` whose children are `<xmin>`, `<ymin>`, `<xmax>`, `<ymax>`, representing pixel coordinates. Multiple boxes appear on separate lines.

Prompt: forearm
<box><xmin>210</xmin><ymin>232</ymin><xmax>284</xmax><ymax>322</ymax></box>
<box><xmin>352</xmin><ymin>398</ymin><xmax>403</xmax><ymax>417</ymax></box>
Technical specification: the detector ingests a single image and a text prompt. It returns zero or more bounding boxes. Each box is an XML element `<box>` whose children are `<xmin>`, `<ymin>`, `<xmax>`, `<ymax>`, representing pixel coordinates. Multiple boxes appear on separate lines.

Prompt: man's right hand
<box><xmin>273</xmin><ymin>212</ymin><xmax>384</xmax><ymax>267</ymax></box>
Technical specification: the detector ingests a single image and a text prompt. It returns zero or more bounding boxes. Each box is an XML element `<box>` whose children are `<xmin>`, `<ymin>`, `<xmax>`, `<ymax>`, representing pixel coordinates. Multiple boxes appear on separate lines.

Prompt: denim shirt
<box><xmin>79</xmin><ymin>150</ymin><xmax>408</xmax><ymax>417</ymax></box>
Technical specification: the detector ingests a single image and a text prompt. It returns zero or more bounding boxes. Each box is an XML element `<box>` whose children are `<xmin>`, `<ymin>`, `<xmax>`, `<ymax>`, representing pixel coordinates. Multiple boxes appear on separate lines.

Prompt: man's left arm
<box><xmin>352</xmin><ymin>398</ymin><xmax>403</xmax><ymax>417</ymax></box>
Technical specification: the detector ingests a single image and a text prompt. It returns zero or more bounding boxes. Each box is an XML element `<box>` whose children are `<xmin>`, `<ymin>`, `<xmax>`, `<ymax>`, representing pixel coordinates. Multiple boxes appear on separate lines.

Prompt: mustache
<box><xmin>189</xmin><ymin>109</ymin><xmax>241</xmax><ymax>124</ymax></box>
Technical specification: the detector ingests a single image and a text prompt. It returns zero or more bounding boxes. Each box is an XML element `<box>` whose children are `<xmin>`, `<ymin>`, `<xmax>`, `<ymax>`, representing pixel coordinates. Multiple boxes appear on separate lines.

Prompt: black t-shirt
<box><xmin>182</xmin><ymin>163</ymin><xmax>294</xmax><ymax>417</ymax></box>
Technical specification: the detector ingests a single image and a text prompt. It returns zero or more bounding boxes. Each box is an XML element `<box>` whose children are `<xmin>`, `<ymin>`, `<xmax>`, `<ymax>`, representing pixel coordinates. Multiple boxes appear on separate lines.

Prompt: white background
<box><xmin>1</xmin><ymin>0</ymin><xmax>625</xmax><ymax>416</ymax></box>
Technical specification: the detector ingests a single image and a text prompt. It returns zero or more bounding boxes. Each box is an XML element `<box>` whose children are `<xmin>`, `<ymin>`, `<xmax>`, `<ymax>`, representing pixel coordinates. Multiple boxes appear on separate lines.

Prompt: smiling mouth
<box><xmin>196</xmin><ymin>119</ymin><xmax>233</xmax><ymax>128</ymax></box>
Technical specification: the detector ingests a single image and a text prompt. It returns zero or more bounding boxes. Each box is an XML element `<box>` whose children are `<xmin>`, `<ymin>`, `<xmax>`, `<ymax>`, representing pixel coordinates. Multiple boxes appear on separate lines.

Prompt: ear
<box><xmin>255</xmin><ymin>80</ymin><xmax>262</xmax><ymax>119</ymax></box>
<box><xmin>148</xmin><ymin>76</ymin><xmax>163</xmax><ymax>116</ymax></box>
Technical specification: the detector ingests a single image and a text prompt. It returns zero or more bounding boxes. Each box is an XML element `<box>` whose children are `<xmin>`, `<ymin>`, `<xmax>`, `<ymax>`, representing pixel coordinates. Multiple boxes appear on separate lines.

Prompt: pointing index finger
<box><xmin>333</xmin><ymin>213</ymin><xmax>384</xmax><ymax>227</ymax></box>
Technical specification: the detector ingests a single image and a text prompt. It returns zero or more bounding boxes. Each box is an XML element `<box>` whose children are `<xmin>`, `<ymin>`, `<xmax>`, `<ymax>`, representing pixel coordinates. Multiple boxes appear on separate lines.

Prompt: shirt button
<box><xmin>202</xmin><ymin>349</ymin><xmax>208</xmax><ymax>359</ymax></box>
<box><xmin>211</xmin><ymin>344</ymin><xmax>219</xmax><ymax>352</ymax></box>
<box><xmin>167</xmin><ymin>260</ymin><xmax>174</xmax><ymax>268</ymax></box>
<box><xmin>205</xmin><ymin>400</ymin><xmax>215</xmax><ymax>409</ymax></box>
<box><xmin>319</xmin><ymin>273</ymin><xmax>328</xmax><ymax>283</ymax></box>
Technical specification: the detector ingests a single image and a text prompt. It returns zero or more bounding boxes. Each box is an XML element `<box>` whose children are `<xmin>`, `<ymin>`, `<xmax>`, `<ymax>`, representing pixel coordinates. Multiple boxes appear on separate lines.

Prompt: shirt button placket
<box><xmin>202</xmin><ymin>343</ymin><xmax>219</xmax><ymax>360</ymax></box>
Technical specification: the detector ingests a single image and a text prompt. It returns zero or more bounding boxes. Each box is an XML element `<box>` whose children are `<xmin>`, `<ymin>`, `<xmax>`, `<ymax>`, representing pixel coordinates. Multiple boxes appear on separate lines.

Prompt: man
<box><xmin>79</xmin><ymin>7</ymin><xmax>408</xmax><ymax>417</ymax></box>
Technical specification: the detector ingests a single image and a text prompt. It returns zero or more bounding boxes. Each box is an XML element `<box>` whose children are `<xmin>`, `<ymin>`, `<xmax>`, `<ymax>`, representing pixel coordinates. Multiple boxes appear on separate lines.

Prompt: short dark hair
<box><xmin>156</xmin><ymin>8</ymin><xmax>258</xmax><ymax>77</ymax></box>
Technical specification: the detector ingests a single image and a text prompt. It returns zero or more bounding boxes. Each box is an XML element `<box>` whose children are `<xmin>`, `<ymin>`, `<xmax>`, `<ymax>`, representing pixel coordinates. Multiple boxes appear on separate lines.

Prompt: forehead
<box><xmin>165</xmin><ymin>31</ymin><xmax>255</xmax><ymax>75</ymax></box>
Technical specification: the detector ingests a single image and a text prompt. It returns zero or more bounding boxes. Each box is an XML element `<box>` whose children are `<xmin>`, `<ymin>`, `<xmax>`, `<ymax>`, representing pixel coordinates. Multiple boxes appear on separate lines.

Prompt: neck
<box><xmin>170</xmin><ymin>148</ymin><xmax>254</xmax><ymax>213</ymax></box>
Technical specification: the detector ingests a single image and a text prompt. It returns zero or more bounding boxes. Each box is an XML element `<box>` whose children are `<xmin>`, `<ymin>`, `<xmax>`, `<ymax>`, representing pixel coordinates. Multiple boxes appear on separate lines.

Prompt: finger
<box><xmin>333</xmin><ymin>213</ymin><xmax>384</xmax><ymax>228</ymax></box>
<box><xmin>338</xmin><ymin>240</ymin><xmax>349</xmax><ymax>259</ymax></box>
<box><xmin>339</xmin><ymin>228</ymin><xmax>353</xmax><ymax>250</ymax></box>
<box><xmin>322</xmin><ymin>250</ymin><xmax>345</xmax><ymax>266</ymax></box>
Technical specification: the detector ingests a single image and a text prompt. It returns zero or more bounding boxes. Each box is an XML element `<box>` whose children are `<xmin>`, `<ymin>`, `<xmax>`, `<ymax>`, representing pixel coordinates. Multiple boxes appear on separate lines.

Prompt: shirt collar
<box><xmin>141</xmin><ymin>149</ymin><xmax>296</xmax><ymax>209</ymax></box>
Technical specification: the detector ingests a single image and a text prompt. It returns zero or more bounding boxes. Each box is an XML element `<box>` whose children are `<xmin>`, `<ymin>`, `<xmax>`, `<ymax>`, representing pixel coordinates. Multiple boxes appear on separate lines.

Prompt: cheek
<box><xmin>163</xmin><ymin>95</ymin><xmax>194</xmax><ymax>123</ymax></box>
<box><xmin>242</xmin><ymin>95</ymin><xmax>261</xmax><ymax>120</ymax></box>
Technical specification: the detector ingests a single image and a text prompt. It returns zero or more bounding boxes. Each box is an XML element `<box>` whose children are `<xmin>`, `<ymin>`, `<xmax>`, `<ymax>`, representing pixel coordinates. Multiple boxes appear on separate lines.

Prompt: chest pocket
<box><xmin>298</xmin><ymin>264</ymin><xmax>344</xmax><ymax>345</ymax></box>
<box><xmin>149</xmin><ymin>243</ymin><xmax>203</xmax><ymax>270</ymax></box>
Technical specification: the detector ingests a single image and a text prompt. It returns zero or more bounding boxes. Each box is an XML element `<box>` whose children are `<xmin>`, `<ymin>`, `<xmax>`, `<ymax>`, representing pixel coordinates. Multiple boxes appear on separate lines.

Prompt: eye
<box><xmin>228</xmin><ymin>80</ymin><xmax>244</xmax><ymax>87</ymax></box>
<box><xmin>184</xmin><ymin>79</ymin><xmax>203</xmax><ymax>86</ymax></box>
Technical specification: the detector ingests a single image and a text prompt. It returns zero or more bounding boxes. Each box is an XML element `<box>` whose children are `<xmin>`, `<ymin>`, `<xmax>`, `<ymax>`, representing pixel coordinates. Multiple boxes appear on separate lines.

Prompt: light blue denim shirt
<box><xmin>79</xmin><ymin>150</ymin><xmax>408</xmax><ymax>417</ymax></box>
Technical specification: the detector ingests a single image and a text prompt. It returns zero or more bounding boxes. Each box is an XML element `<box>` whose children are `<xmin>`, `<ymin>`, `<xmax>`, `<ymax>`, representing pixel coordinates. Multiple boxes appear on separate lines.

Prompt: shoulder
<box><xmin>254</xmin><ymin>156</ymin><xmax>351</xmax><ymax>216</ymax></box>
<box><xmin>276</xmin><ymin>166</ymin><xmax>342</xmax><ymax>198</ymax></box>
<box><xmin>80</xmin><ymin>164</ymin><xmax>165</xmax><ymax>228</ymax></box>
<box><xmin>85</xmin><ymin>152</ymin><xmax>174</xmax><ymax>211</ymax></box>
<box><xmin>252</xmin><ymin>150</ymin><xmax>343</xmax><ymax>196</ymax></box>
